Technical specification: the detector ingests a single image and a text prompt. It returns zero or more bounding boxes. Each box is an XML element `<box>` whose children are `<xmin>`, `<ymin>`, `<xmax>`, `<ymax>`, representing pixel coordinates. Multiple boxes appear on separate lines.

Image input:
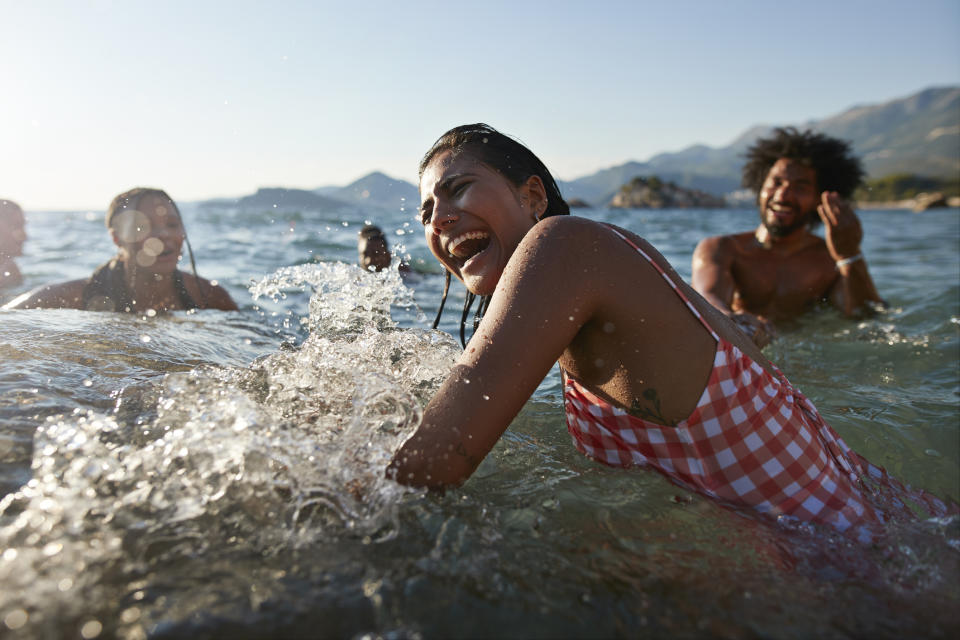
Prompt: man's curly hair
<box><xmin>742</xmin><ymin>127</ymin><xmax>865</xmax><ymax>199</ymax></box>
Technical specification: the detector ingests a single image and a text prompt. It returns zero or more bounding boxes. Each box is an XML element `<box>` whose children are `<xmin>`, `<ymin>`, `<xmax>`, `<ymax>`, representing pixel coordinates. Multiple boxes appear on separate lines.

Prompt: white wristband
<box><xmin>835</xmin><ymin>253</ymin><xmax>863</xmax><ymax>269</ymax></box>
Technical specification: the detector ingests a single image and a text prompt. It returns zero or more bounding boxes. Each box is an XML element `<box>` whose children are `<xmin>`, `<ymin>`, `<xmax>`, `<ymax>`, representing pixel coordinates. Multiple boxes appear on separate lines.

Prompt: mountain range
<box><xmin>559</xmin><ymin>86</ymin><xmax>960</xmax><ymax>205</ymax></box>
<box><xmin>202</xmin><ymin>85</ymin><xmax>959</xmax><ymax>211</ymax></box>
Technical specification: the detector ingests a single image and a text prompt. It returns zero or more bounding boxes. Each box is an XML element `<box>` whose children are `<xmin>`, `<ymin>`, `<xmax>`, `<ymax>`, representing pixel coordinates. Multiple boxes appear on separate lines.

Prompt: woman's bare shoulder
<box><xmin>518</xmin><ymin>215</ymin><xmax>631</xmax><ymax>258</ymax></box>
<box><xmin>517</xmin><ymin>216</ymin><xmax>655</xmax><ymax>274</ymax></box>
<box><xmin>2</xmin><ymin>279</ymin><xmax>88</xmax><ymax>309</ymax></box>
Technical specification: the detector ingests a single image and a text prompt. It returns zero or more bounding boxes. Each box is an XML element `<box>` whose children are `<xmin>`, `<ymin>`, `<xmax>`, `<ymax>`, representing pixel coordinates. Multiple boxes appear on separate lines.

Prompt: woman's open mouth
<box><xmin>448</xmin><ymin>231</ymin><xmax>491</xmax><ymax>269</ymax></box>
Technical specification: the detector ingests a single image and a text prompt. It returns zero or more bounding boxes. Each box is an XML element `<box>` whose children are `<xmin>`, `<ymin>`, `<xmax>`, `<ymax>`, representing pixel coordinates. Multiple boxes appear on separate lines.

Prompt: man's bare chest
<box><xmin>730</xmin><ymin>250</ymin><xmax>837</xmax><ymax>315</ymax></box>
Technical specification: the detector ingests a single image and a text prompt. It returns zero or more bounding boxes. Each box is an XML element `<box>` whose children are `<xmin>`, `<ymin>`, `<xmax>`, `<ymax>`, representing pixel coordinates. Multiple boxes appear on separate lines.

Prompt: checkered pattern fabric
<box><xmin>562</xmin><ymin>226</ymin><xmax>958</xmax><ymax>538</ymax></box>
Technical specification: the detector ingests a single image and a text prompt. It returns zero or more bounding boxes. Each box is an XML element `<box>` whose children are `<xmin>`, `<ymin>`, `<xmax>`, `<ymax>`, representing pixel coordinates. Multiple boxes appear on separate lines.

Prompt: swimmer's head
<box><xmin>0</xmin><ymin>199</ymin><xmax>26</xmax><ymax>257</ymax></box>
<box><xmin>418</xmin><ymin>123</ymin><xmax>569</xmax><ymax>220</ymax></box>
<box><xmin>742</xmin><ymin>127</ymin><xmax>864</xmax><ymax>227</ymax></box>
<box><xmin>106</xmin><ymin>188</ymin><xmax>187</xmax><ymax>272</ymax></box>
<box><xmin>358</xmin><ymin>224</ymin><xmax>392</xmax><ymax>272</ymax></box>
<box><xmin>106</xmin><ymin>188</ymin><xmax>181</xmax><ymax>230</ymax></box>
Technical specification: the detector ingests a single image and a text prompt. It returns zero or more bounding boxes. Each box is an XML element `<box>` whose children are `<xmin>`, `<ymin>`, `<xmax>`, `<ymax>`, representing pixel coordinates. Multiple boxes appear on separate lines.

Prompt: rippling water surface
<box><xmin>1</xmin><ymin>203</ymin><xmax>957</xmax><ymax>639</ymax></box>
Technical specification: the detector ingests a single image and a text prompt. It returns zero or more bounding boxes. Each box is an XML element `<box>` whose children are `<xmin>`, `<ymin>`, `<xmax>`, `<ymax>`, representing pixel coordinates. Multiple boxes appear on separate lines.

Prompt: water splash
<box><xmin>0</xmin><ymin>262</ymin><xmax>460</xmax><ymax>639</ymax></box>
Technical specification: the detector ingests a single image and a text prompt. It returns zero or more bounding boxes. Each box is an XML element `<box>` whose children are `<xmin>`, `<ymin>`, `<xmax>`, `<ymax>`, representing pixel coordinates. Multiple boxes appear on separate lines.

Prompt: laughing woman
<box><xmin>4</xmin><ymin>187</ymin><xmax>236</xmax><ymax>313</ymax></box>
<box><xmin>388</xmin><ymin>124</ymin><xmax>954</xmax><ymax>540</ymax></box>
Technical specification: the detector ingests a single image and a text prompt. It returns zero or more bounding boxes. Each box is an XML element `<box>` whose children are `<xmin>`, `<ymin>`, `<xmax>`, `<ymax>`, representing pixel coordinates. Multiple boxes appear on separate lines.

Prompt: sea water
<box><xmin>0</xmin><ymin>202</ymin><xmax>957</xmax><ymax>639</ymax></box>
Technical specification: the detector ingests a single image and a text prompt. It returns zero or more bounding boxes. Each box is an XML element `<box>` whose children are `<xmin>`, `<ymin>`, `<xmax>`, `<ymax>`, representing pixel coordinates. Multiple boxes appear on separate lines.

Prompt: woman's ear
<box><xmin>522</xmin><ymin>175</ymin><xmax>548</xmax><ymax>220</ymax></box>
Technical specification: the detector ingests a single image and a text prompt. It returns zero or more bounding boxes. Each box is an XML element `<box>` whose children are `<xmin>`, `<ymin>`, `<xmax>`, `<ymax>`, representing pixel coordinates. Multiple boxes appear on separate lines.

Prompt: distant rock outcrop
<box><xmin>609</xmin><ymin>176</ymin><xmax>726</xmax><ymax>209</ymax></box>
<box><xmin>566</xmin><ymin>197</ymin><xmax>591</xmax><ymax>208</ymax></box>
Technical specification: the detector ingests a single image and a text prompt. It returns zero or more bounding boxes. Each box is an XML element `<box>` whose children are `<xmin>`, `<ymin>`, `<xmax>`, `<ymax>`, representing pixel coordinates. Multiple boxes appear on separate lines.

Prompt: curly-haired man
<box><xmin>692</xmin><ymin>127</ymin><xmax>883</xmax><ymax>346</ymax></box>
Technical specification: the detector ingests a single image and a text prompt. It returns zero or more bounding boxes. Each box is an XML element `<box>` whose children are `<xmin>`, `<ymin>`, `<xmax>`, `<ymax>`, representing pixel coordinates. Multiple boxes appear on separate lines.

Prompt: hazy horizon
<box><xmin>4</xmin><ymin>0</ymin><xmax>959</xmax><ymax>210</ymax></box>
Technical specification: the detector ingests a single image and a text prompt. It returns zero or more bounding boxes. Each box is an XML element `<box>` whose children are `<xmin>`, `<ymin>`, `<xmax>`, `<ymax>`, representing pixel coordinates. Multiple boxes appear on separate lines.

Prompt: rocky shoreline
<box><xmin>858</xmin><ymin>192</ymin><xmax>960</xmax><ymax>212</ymax></box>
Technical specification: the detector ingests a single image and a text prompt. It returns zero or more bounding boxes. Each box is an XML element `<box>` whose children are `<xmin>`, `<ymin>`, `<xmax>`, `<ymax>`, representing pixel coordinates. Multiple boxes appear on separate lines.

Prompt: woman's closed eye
<box><xmin>450</xmin><ymin>180</ymin><xmax>470</xmax><ymax>198</ymax></box>
<box><xmin>420</xmin><ymin>203</ymin><xmax>433</xmax><ymax>226</ymax></box>
<box><xmin>420</xmin><ymin>179</ymin><xmax>472</xmax><ymax>225</ymax></box>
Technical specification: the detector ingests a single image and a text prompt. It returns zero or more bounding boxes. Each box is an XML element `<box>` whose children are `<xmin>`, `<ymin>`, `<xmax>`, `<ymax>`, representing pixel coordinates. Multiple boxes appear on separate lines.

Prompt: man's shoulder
<box><xmin>694</xmin><ymin>231</ymin><xmax>755</xmax><ymax>256</ymax></box>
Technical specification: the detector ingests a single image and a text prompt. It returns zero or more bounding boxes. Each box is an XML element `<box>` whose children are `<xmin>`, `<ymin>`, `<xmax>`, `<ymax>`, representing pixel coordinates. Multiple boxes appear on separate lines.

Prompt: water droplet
<box><xmin>463</xmin><ymin>378</ymin><xmax>470</xmax><ymax>384</ymax></box>
<box><xmin>58</xmin><ymin>578</ymin><xmax>74</xmax><ymax>591</ymax></box>
<box><xmin>42</xmin><ymin>542</ymin><xmax>63</xmax><ymax>556</ymax></box>
<box><xmin>4</xmin><ymin>609</ymin><xmax>28</xmax><ymax>630</ymax></box>
<box><xmin>120</xmin><ymin>607</ymin><xmax>141</xmax><ymax>623</ymax></box>
<box><xmin>145</xmin><ymin>309</ymin><xmax>157</xmax><ymax>318</ymax></box>
<box><xmin>82</xmin><ymin>379</ymin><xmax>93</xmax><ymax>387</ymax></box>
<box><xmin>80</xmin><ymin>619</ymin><xmax>103</xmax><ymax>638</ymax></box>
<box><xmin>140</xmin><ymin>335</ymin><xmax>151</xmax><ymax>343</ymax></box>
<box><xmin>482</xmin><ymin>395</ymin><xmax>490</xmax><ymax>401</ymax></box>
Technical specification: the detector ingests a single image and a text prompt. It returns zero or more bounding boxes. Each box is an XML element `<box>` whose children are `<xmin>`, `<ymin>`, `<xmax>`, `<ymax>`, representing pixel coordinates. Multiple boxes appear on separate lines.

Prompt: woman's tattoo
<box><xmin>455</xmin><ymin>442</ymin><xmax>479</xmax><ymax>467</ymax></box>
<box><xmin>629</xmin><ymin>388</ymin><xmax>676</xmax><ymax>426</ymax></box>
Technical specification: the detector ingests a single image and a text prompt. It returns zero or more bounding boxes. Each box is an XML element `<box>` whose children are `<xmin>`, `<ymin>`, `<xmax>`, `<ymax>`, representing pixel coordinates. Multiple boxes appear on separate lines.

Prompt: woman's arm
<box><xmin>388</xmin><ymin>216</ymin><xmax>606</xmax><ymax>487</ymax></box>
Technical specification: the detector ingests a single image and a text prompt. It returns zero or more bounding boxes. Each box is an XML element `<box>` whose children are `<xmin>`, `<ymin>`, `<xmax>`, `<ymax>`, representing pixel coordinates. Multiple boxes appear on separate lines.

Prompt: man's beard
<box><xmin>762</xmin><ymin>209</ymin><xmax>816</xmax><ymax>239</ymax></box>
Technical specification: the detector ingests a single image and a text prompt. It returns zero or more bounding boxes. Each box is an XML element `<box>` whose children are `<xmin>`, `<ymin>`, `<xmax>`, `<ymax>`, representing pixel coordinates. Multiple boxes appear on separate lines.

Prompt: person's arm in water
<box><xmin>818</xmin><ymin>192</ymin><xmax>884</xmax><ymax>315</ymax></box>
<box><xmin>691</xmin><ymin>236</ymin><xmax>772</xmax><ymax>347</ymax></box>
<box><xmin>389</xmin><ymin>218</ymin><xmax>603</xmax><ymax>488</ymax></box>
<box><xmin>2</xmin><ymin>280</ymin><xmax>86</xmax><ymax>309</ymax></box>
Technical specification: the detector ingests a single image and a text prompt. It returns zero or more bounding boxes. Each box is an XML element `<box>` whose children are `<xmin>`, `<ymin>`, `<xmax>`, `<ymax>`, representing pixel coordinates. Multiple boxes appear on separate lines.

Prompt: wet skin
<box><xmin>692</xmin><ymin>158</ymin><xmax>883</xmax><ymax>345</ymax></box>
<box><xmin>419</xmin><ymin>151</ymin><xmax>541</xmax><ymax>297</ymax></box>
<box><xmin>391</xmin><ymin>151</ymin><xmax>775</xmax><ymax>488</ymax></box>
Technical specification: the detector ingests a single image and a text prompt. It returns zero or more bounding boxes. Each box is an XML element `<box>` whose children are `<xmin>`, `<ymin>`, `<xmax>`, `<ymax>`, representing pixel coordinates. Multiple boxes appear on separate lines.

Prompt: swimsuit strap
<box><xmin>173</xmin><ymin>270</ymin><xmax>199</xmax><ymax>310</ymax></box>
<box><xmin>605</xmin><ymin>224</ymin><xmax>719</xmax><ymax>341</ymax></box>
<box><xmin>82</xmin><ymin>259</ymin><xmax>133</xmax><ymax>312</ymax></box>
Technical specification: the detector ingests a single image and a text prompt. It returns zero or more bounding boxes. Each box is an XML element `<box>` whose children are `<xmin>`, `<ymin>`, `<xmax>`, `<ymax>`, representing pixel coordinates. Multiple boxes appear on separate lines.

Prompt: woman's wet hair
<box><xmin>742</xmin><ymin>127</ymin><xmax>865</xmax><ymax>202</ymax></box>
<box><xmin>419</xmin><ymin>124</ymin><xmax>569</xmax><ymax>345</ymax></box>
<box><xmin>105</xmin><ymin>187</ymin><xmax>207</xmax><ymax>306</ymax></box>
<box><xmin>419</xmin><ymin>123</ymin><xmax>570</xmax><ymax>218</ymax></box>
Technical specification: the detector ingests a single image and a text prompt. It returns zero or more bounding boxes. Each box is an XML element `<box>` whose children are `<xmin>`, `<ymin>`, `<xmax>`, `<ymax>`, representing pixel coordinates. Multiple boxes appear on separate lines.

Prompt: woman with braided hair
<box><xmin>388</xmin><ymin>123</ymin><xmax>955</xmax><ymax>541</ymax></box>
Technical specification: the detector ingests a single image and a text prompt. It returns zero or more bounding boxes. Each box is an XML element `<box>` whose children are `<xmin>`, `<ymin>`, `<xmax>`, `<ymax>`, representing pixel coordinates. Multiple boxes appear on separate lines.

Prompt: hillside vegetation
<box><xmin>857</xmin><ymin>173</ymin><xmax>960</xmax><ymax>202</ymax></box>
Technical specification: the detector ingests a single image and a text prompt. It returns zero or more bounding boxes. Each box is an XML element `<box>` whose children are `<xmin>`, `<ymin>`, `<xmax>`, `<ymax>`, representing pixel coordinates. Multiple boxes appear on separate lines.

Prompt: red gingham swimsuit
<box><xmin>562</xmin><ymin>227</ymin><xmax>956</xmax><ymax>539</ymax></box>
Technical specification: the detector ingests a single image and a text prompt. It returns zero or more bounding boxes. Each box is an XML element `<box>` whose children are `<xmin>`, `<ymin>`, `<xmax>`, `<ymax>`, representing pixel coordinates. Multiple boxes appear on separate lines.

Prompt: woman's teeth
<box><xmin>449</xmin><ymin>231</ymin><xmax>490</xmax><ymax>258</ymax></box>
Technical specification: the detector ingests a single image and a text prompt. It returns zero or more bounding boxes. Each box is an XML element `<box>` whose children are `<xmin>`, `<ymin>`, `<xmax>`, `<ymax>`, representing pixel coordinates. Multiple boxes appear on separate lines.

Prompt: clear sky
<box><xmin>2</xmin><ymin>0</ymin><xmax>958</xmax><ymax>210</ymax></box>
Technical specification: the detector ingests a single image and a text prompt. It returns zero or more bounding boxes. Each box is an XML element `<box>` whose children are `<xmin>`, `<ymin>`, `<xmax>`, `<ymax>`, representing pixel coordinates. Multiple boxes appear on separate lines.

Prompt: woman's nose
<box><xmin>430</xmin><ymin>202</ymin><xmax>458</xmax><ymax>233</ymax></box>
